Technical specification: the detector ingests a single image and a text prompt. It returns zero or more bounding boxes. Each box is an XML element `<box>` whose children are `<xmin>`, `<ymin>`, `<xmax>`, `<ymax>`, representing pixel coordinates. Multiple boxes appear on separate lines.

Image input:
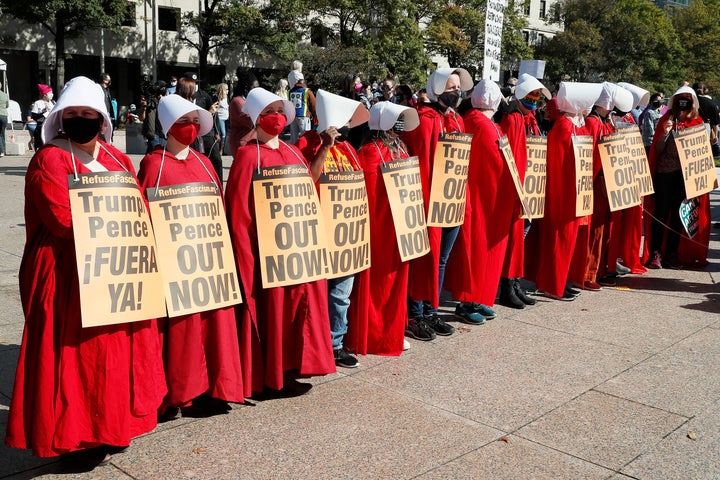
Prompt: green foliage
<box><xmin>670</xmin><ymin>0</ymin><xmax>720</xmax><ymax>92</ymax></box>
<box><xmin>502</xmin><ymin>0</ymin><xmax>534</xmax><ymax>74</ymax></box>
<box><xmin>424</xmin><ymin>1</ymin><xmax>485</xmax><ymax>76</ymax></box>
<box><xmin>536</xmin><ymin>0</ymin><xmax>684</xmax><ymax>94</ymax></box>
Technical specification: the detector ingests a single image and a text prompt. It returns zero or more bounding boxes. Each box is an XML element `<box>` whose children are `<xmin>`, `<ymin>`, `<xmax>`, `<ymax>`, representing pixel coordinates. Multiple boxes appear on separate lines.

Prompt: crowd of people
<box><xmin>3</xmin><ymin>62</ymin><xmax>716</xmax><ymax>468</ymax></box>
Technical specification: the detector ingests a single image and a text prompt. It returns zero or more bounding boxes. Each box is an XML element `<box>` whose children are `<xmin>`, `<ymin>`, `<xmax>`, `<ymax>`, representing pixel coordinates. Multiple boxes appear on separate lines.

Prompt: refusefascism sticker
<box><xmin>524</xmin><ymin>135</ymin><xmax>547</xmax><ymax>219</ymax></box>
<box><xmin>381</xmin><ymin>156</ymin><xmax>430</xmax><ymax>262</ymax></box>
<box><xmin>146</xmin><ymin>182</ymin><xmax>242</xmax><ymax>317</ymax></box>
<box><xmin>427</xmin><ymin>132</ymin><xmax>473</xmax><ymax>227</ymax></box>
<box><xmin>498</xmin><ymin>135</ymin><xmax>531</xmax><ymax>216</ymax></box>
<box><xmin>253</xmin><ymin>164</ymin><xmax>329</xmax><ymax>288</ymax></box>
<box><xmin>598</xmin><ymin>131</ymin><xmax>641</xmax><ymax>212</ymax></box>
<box><xmin>572</xmin><ymin>135</ymin><xmax>594</xmax><ymax>217</ymax></box>
<box><xmin>68</xmin><ymin>172</ymin><xmax>166</xmax><ymax>327</ymax></box>
<box><xmin>674</xmin><ymin>124</ymin><xmax>719</xmax><ymax>199</ymax></box>
<box><xmin>319</xmin><ymin>170</ymin><xmax>371</xmax><ymax>278</ymax></box>
<box><xmin>616</xmin><ymin>125</ymin><xmax>654</xmax><ymax>196</ymax></box>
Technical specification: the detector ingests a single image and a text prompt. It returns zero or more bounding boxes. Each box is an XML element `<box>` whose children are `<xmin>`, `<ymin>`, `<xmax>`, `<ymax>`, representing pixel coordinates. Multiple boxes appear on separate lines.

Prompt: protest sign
<box><xmin>524</xmin><ymin>135</ymin><xmax>547</xmax><ymax>219</ymax></box>
<box><xmin>616</xmin><ymin>125</ymin><xmax>654</xmax><ymax>196</ymax></box>
<box><xmin>381</xmin><ymin>156</ymin><xmax>430</xmax><ymax>262</ymax></box>
<box><xmin>679</xmin><ymin>197</ymin><xmax>701</xmax><ymax>239</ymax></box>
<box><xmin>572</xmin><ymin>135</ymin><xmax>594</xmax><ymax>216</ymax></box>
<box><xmin>498</xmin><ymin>135</ymin><xmax>531</xmax><ymax>215</ymax></box>
<box><xmin>319</xmin><ymin>170</ymin><xmax>371</xmax><ymax>278</ymax></box>
<box><xmin>253</xmin><ymin>165</ymin><xmax>329</xmax><ymax>288</ymax></box>
<box><xmin>598</xmin><ymin>131</ymin><xmax>641</xmax><ymax>212</ymax></box>
<box><xmin>68</xmin><ymin>172</ymin><xmax>166</xmax><ymax>327</ymax></box>
<box><xmin>674</xmin><ymin>124</ymin><xmax>718</xmax><ymax>199</ymax></box>
<box><xmin>147</xmin><ymin>182</ymin><xmax>242</xmax><ymax>317</ymax></box>
<box><xmin>427</xmin><ymin>132</ymin><xmax>472</xmax><ymax>227</ymax></box>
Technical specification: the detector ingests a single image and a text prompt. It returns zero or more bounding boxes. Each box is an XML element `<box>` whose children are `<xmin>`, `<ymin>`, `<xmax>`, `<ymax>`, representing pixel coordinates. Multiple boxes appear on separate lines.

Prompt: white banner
<box><xmin>483</xmin><ymin>0</ymin><xmax>507</xmax><ymax>81</ymax></box>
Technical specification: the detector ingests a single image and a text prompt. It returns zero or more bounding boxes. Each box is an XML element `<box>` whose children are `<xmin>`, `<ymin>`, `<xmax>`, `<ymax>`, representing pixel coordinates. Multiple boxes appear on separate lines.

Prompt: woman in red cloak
<box><xmin>225</xmin><ymin>88</ymin><xmax>335</xmax><ymax>397</ymax></box>
<box><xmin>402</xmin><ymin>67</ymin><xmax>478</xmax><ymax>335</ymax></box>
<box><xmin>446</xmin><ymin>80</ymin><xmax>515</xmax><ymax>315</ymax></box>
<box><xmin>5</xmin><ymin>76</ymin><xmax>166</xmax><ymax>465</ymax></box>
<box><xmin>137</xmin><ymin>94</ymin><xmax>245</xmax><ymax>414</ymax></box>
<box><xmin>346</xmin><ymin>101</ymin><xmax>420</xmax><ymax>356</ymax></box>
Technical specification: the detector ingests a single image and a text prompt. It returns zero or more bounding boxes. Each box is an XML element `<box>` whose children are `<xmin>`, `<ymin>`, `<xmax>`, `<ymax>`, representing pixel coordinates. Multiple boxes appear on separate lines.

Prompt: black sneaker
<box><xmin>405</xmin><ymin>316</ymin><xmax>437</xmax><ymax>341</ymax></box>
<box><xmin>334</xmin><ymin>348</ymin><xmax>359</xmax><ymax>368</ymax></box>
<box><xmin>564</xmin><ymin>285</ymin><xmax>581</xmax><ymax>297</ymax></box>
<box><xmin>424</xmin><ymin>313</ymin><xmax>455</xmax><ymax>336</ymax></box>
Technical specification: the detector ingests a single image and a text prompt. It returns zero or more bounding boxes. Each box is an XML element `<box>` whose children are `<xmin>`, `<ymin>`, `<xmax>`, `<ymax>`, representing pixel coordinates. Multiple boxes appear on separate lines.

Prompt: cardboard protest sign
<box><xmin>679</xmin><ymin>197</ymin><xmax>701</xmax><ymax>239</ymax></box>
<box><xmin>146</xmin><ymin>183</ymin><xmax>242</xmax><ymax>317</ymax></box>
<box><xmin>319</xmin><ymin>171</ymin><xmax>370</xmax><ymax>278</ymax></box>
<box><xmin>674</xmin><ymin>124</ymin><xmax>718</xmax><ymax>199</ymax></box>
<box><xmin>572</xmin><ymin>135</ymin><xmax>594</xmax><ymax>216</ymax></box>
<box><xmin>524</xmin><ymin>135</ymin><xmax>547</xmax><ymax>219</ymax></box>
<box><xmin>616</xmin><ymin>125</ymin><xmax>654</xmax><ymax>196</ymax></box>
<box><xmin>253</xmin><ymin>165</ymin><xmax>329</xmax><ymax>288</ymax></box>
<box><xmin>68</xmin><ymin>172</ymin><xmax>166</xmax><ymax>327</ymax></box>
<box><xmin>498</xmin><ymin>135</ymin><xmax>531</xmax><ymax>216</ymax></box>
<box><xmin>427</xmin><ymin>132</ymin><xmax>472</xmax><ymax>227</ymax></box>
<box><xmin>598</xmin><ymin>131</ymin><xmax>641</xmax><ymax>212</ymax></box>
<box><xmin>381</xmin><ymin>156</ymin><xmax>430</xmax><ymax>262</ymax></box>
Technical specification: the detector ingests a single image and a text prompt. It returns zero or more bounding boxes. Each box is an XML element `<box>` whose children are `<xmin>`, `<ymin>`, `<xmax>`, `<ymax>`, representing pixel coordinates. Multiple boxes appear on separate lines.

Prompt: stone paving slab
<box><xmin>621</xmin><ymin>398</ymin><xmax>720</xmax><ymax>479</ymax></box>
<box><xmin>596</xmin><ymin>327</ymin><xmax>720</xmax><ymax>418</ymax></box>
<box><xmin>517</xmin><ymin>390</ymin><xmax>688</xmax><ymax>472</ymax></box>
<box><xmin>417</xmin><ymin>435</ymin><xmax>613</xmax><ymax>479</ymax></box>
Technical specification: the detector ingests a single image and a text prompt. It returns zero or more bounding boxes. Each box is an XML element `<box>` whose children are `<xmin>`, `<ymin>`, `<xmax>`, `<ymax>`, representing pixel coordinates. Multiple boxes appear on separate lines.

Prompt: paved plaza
<box><xmin>0</xmin><ymin>129</ymin><xmax>719</xmax><ymax>479</ymax></box>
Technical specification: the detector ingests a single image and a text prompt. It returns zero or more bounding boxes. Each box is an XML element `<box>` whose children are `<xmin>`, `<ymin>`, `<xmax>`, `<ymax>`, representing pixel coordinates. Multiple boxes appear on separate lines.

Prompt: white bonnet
<box><xmin>426</xmin><ymin>68</ymin><xmax>474</xmax><ymax>102</ymax></box>
<box><xmin>242</xmin><ymin>88</ymin><xmax>296</xmax><ymax>126</ymax></box>
<box><xmin>471</xmin><ymin>79</ymin><xmax>503</xmax><ymax>110</ymax></box>
<box><xmin>368</xmin><ymin>102</ymin><xmax>420</xmax><ymax>131</ymax></box>
<box><xmin>158</xmin><ymin>94</ymin><xmax>214</xmax><ymax>137</ymax></box>
<box><xmin>514</xmin><ymin>73</ymin><xmax>551</xmax><ymax>101</ymax></box>
<box><xmin>42</xmin><ymin>76</ymin><xmax>112</xmax><ymax>143</ymax></box>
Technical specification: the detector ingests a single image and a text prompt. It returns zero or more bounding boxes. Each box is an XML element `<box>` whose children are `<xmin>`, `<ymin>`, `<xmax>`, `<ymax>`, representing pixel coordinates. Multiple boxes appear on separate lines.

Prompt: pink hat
<box><xmin>38</xmin><ymin>84</ymin><xmax>52</xmax><ymax>96</ymax></box>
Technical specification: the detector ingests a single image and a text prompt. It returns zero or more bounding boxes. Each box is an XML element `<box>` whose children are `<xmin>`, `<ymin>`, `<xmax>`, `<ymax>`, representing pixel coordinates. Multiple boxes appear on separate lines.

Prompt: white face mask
<box><xmin>47</xmin><ymin>92</ymin><xmax>54</xmax><ymax>100</ymax></box>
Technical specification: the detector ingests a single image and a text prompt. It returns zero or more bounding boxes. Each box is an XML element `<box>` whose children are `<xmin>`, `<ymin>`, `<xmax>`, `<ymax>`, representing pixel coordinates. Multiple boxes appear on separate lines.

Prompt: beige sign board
<box><xmin>616</xmin><ymin>125</ymin><xmax>654</xmax><ymax>196</ymax></box>
<box><xmin>318</xmin><ymin>171</ymin><xmax>371</xmax><ymax>278</ymax></box>
<box><xmin>498</xmin><ymin>135</ymin><xmax>531</xmax><ymax>216</ymax></box>
<box><xmin>68</xmin><ymin>172</ymin><xmax>166</xmax><ymax>327</ymax></box>
<box><xmin>674</xmin><ymin>124</ymin><xmax>719</xmax><ymax>199</ymax></box>
<box><xmin>598</xmin><ymin>132</ymin><xmax>641</xmax><ymax>212</ymax></box>
<box><xmin>147</xmin><ymin>183</ymin><xmax>242</xmax><ymax>317</ymax></box>
<box><xmin>427</xmin><ymin>132</ymin><xmax>473</xmax><ymax>227</ymax></box>
<box><xmin>252</xmin><ymin>165</ymin><xmax>329</xmax><ymax>288</ymax></box>
<box><xmin>524</xmin><ymin>135</ymin><xmax>547</xmax><ymax>219</ymax></box>
<box><xmin>381</xmin><ymin>156</ymin><xmax>431</xmax><ymax>262</ymax></box>
<box><xmin>573</xmin><ymin>135</ymin><xmax>594</xmax><ymax>217</ymax></box>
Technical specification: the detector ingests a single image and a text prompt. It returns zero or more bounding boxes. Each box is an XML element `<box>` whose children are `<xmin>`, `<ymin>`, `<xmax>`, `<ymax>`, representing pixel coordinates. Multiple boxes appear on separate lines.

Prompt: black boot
<box><xmin>513</xmin><ymin>278</ymin><xmax>537</xmax><ymax>306</ymax></box>
<box><xmin>499</xmin><ymin>277</ymin><xmax>525</xmax><ymax>309</ymax></box>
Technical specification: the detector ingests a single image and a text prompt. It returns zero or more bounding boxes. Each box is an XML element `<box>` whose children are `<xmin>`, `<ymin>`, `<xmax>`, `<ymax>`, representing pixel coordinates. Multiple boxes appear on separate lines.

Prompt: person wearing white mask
<box><xmin>137</xmin><ymin>94</ymin><xmax>246</xmax><ymax>417</ymax></box>
<box><xmin>5</xmin><ymin>76</ymin><xmax>166</xmax><ymax>466</ymax></box>
<box><xmin>30</xmin><ymin>83</ymin><xmax>55</xmax><ymax>150</ymax></box>
<box><xmin>225</xmin><ymin>88</ymin><xmax>335</xmax><ymax>398</ymax></box>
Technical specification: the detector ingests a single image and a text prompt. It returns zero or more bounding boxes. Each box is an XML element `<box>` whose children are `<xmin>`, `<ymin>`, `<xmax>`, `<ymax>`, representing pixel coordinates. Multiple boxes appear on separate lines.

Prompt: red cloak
<box><xmin>532</xmin><ymin>116</ymin><xmax>587</xmax><ymax>296</ymax></box>
<box><xmin>6</xmin><ymin>142</ymin><xmax>167</xmax><ymax>457</ymax></box>
<box><xmin>445</xmin><ymin>109</ymin><xmax>513</xmax><ymax>306</ymax></box>
<box><xmin>346</xmin><ymin>139</ymin><xmax>409</xmax><ymax>356</ymax></box>
<box><xmin>225</xmin><ymin>141</ymin><xmax>335</xmax><ymax>394</ymax></box>
<box><xmin>499</xmin><ymin>108</ymin><xmax>540</xmax><ymax>278</ymax></box>
<box><xmin>137</xmin><ymin>147</ymin><xmax>245</xmax><ymax>404</ymax></box>
<box><xmin>402</xmin><ymin>104</ymin><xmax>464</xmax><ymax>307</ymax></box>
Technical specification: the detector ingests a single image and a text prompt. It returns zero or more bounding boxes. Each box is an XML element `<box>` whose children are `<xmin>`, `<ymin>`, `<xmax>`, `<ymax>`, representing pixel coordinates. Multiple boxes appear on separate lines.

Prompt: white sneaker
<box><xmin>403</xmin><ymin>339</ymin><xmax>411</xmax><ymax>351</ymax></box>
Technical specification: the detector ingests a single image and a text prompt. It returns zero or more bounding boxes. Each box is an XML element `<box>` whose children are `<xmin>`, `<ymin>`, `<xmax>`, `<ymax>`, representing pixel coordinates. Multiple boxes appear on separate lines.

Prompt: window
<box><xmin>158</xmin><ymin>6</ymin><xmax>180</xmax><ymax>32</ymax></box>
<box><xmin>523</xmin><ymin>31</ymin><xmax>530</xmax><ymax>45</ymax></box>
<box><xmin>540</xmin><ymin>0</ymin><xmax>547</xmax><ymax>19</ymax></box>
<box><xmin>524</xmin><ymin>0</ymin><xmax>531</xmax><ymax>16</ymax></box>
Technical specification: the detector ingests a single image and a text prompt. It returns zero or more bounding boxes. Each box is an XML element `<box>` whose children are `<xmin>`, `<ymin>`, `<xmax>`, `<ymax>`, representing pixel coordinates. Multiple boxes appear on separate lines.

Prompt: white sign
<box><xmin>483</xmin><ymin>0</ymin><xmax>507</xmax><ymax>81</ymax></box>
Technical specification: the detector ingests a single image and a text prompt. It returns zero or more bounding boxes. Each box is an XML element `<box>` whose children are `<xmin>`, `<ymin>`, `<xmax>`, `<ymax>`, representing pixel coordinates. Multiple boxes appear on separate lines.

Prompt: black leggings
<box><xmin>650</xmin><ymin>170</ymin><xmax>685</xmax><ymax>256</ymax></box>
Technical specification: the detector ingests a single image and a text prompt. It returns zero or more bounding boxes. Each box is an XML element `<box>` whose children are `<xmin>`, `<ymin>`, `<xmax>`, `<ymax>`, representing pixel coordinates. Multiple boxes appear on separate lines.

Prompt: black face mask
<box><xmin>63</xmin><ymin>116</ymin><xmax>102</xmax><ymax>144</ymax></box>
<box><xmin>392</xmin><ymin>116</ymin><xmax>405</xmax><ymax>134</ymax></box>
<box><xmin>438</xmin><ymin>90</ymin><xmax>461</xmax><ymax>109</ymax></box>
<box><xmin>651</xmin><ymin>100</ymin><xmax>662</xmax><ymax>109</ymax></box>
<box><xmin>675</xmin><ymin>98</ymin><xmax>692</xmax><ymax>111</ymax></box>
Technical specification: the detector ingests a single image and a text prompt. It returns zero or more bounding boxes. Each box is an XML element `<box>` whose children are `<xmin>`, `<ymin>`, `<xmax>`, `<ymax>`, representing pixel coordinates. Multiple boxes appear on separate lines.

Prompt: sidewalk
<box><xmin>0</xmin><ymin>134</ymin><xmax>719</xmax><ymax>479</ymax></box>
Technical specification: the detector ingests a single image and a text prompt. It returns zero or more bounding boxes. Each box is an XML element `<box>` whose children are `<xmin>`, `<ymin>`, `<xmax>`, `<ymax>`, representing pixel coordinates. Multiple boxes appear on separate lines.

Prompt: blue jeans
<box><xmin>328</xmin><ymin>275</ymin><xmax>354</xmax><ymax>349</ymax></box>
<box><xmin>408</xmin><ymin>226</ymin><xmax>460</xmax><ymax>317</ymax></box>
